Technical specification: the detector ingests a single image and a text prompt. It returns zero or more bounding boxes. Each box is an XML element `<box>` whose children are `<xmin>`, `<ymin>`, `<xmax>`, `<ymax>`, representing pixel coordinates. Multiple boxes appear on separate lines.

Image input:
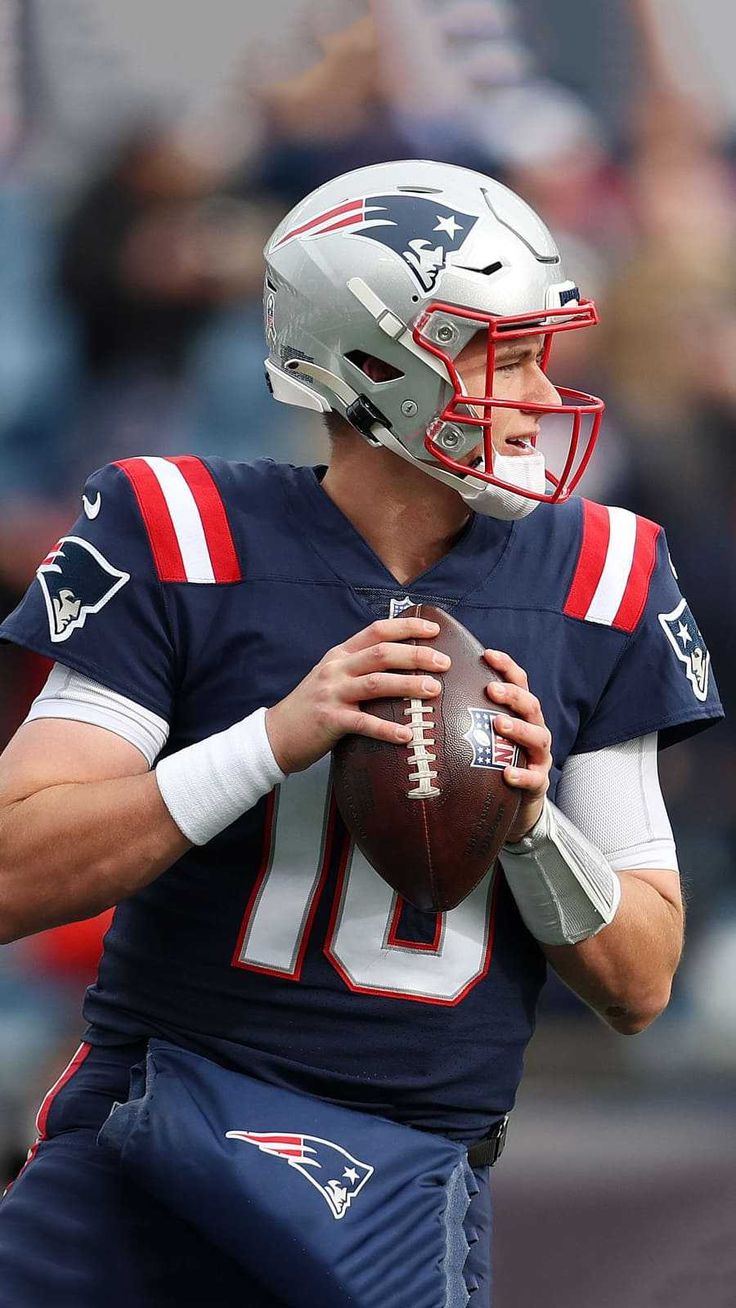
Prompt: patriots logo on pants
<box><xmin>275</xmin><ymin>194</ymin><xmax>478</xmax><ymax>292</ymax></box>
<box><xmin>225</xmin><ymin>1131</ymin><xmax>374</xmax><ymax>1220</ymax></box>
<box><xmin>463</xmin><ymin>707</ymin><xmax>519</xmax><ymax>770</ymax></box>
<box><xmin>36</xmin><ymin>536</ymin><xmax>130</xmax><ymax>642</ymax></box>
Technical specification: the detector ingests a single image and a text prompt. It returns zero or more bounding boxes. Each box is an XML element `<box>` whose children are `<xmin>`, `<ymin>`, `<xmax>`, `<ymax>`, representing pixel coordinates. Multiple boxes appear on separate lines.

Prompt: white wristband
<box><xmin>500</xmin><ymin>799</ymin><xmax>621</xmax><ymax>945</ymax></box>
<box><xmin>155</xmin><ymin>707</ymin><xmax>285</xmax><ymax>845</ymax></box>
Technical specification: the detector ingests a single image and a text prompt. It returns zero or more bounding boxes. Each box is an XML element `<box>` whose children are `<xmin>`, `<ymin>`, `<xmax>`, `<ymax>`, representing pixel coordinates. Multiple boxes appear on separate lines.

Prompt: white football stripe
<box><xmin>142</xmin><ymin>456</ymin><xmax>215</xmax><ymax>583</ymax></box>
<box><xmin>585</xmin><ymin>506</ymin><xmax>637</xmax><ymax>626</ymax></box>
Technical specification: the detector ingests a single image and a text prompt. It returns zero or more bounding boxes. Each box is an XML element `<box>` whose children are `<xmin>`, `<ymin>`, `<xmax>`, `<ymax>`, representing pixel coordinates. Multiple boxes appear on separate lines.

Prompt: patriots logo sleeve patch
<box><xmin>658</xmin><ymin>598</ymin><xmax>711</xmax><ymax>702</ymax></box>
<box><xmin>36</xmin><ymin>537</ymin><xmax>129</xmax><ymax>642</ymax></box>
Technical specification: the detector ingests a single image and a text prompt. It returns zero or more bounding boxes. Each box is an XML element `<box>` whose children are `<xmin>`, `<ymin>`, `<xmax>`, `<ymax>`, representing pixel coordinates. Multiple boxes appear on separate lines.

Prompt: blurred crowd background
<box><xmin>0</xmin><ymin>0</ymin><xmax>734</xmax><ymax>1303</ymax></box>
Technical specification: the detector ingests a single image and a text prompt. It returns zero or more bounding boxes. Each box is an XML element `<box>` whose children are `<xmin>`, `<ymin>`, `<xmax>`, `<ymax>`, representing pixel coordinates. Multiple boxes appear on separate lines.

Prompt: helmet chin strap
<box><xmin>371</xmin><ymin>421</ymin><xmax>546</xmax><ymax>521</ymax></box>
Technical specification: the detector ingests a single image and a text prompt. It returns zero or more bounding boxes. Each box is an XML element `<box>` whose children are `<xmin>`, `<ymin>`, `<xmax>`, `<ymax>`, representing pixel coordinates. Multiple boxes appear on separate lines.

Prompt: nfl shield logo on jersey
<box><xmin>225</xmin><ymin>1131</ymin><xmax>374</xmax><ymax>1220</ymax></box>
<box><xmin>658</xmin><ymin>599</ymin><xmax>711</xmax><ymax>702</ymax></box>
<box><xmin>36</xmin><ymin>536</ymin><xmax>130</xmax><ymax>643</ymax></box>
<box><xmin>463</xmin><ymin>708</ymin><xmax>519</xmax><ymax>770</ymax></box>
<box><xmin>388</xmin><ymin>594</ymin><xmax>415</xmax><ymax>618</ymax></box>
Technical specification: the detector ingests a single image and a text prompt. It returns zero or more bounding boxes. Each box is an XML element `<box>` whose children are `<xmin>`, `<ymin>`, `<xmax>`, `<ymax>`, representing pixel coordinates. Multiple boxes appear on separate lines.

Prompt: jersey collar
<box><xmin>281</xmin><ymin>464</ymin><xmax>514</xmax><ymax>600</ymax></box>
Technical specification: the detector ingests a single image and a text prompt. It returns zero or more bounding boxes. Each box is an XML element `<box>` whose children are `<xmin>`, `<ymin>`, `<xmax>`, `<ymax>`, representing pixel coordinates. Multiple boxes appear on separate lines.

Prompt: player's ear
<box><xmin>346</xmin><ymin>351</ymin><xmax>403</xmax><ymax>383</ymax></box>
<box><xmin>323</xmin><ymin>352</ymin><xmax>402</xmax><ymax>444</ymax></box>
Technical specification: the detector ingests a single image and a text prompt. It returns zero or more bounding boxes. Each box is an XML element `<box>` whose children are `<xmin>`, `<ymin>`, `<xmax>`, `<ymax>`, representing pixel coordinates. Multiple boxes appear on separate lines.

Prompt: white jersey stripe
<box><xmin>584</xmin><ymin>506</ymin><xmax>637</xmax><ymax>626</ymax></box>
<box><xmin>141</xmin><ymin>456</ymin><xmax>215</xmax><ymax>583</ymax></box>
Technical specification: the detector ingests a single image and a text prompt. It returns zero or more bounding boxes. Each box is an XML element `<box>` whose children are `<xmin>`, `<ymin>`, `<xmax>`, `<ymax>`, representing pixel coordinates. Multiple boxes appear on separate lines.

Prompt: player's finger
<box><xmin>340</xmin><ymin>617</ymin><xmax>440</xmax><ymax>655</ymax></box>
<box><xmin>494</xmin><ymin>715</ymin><xmax>552</xmax><ymax>759</ymax></box>
<box><xmin>351</xmin><ymin>672</ymin><xmax>443</xmax><ymax>702</ymax></box>
<box><xmin>503</xmin><ymin>764</ymin><xmax>549</xmax><ymax>793</ymax></box>
<box><xmin>485</xmin><ymin>681</ymin><xmax>544</xmax><ymax>724</ymax></box>
<box><xmin>338</xmin><ymin>708</ymin><xmax>413</xmax><ymax>745</ymax></box>
<box><xmin>483</xmin><ymin>649</ymin><xmax>529</xmax><ymax>690</ymax></box>
<box><xmin>343</xmin><ymin>642</ymin><xmax>451</xmax><ymax>676</ymax></box>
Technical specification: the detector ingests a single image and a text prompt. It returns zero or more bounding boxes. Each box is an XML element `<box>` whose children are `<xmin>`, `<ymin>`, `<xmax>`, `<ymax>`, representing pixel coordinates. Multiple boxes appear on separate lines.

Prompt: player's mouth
<box><xmin>465</xmin><ymin>435</ymin><xmax>538</xmax><ymax>468</ymax></box>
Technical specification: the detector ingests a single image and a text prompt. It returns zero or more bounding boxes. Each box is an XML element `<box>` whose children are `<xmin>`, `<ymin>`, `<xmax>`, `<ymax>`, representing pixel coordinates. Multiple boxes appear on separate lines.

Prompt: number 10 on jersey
<box><xmin>233</xmin><ymin>758</ymin><xmax>498</xmax><ymax>1005</ymax></box>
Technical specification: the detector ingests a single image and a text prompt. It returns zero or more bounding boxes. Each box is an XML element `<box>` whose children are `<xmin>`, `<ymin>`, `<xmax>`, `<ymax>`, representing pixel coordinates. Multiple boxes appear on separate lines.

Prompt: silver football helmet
<box><xmin>264</xmin><ymin>159</ymin><xmax>604</xmax><ymax>519</ymax></box>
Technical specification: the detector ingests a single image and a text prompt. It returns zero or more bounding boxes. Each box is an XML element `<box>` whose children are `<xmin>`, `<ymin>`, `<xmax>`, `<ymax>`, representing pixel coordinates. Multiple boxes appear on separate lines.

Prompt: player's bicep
<box><xmin>619</xmin><ymin>867</ymin><xmax>683</xmax><ymax>915</ymax></box>
<box><xmin>0</xmin><ymin>717</ymin><xmax>149</xmax><ymax>808</ymax></box>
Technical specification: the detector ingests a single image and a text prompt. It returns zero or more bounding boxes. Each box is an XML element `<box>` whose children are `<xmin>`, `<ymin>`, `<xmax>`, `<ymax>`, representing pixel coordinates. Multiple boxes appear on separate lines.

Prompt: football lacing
<box><xmin>403</xmin><ymin>699</ymin><xmax>441</xmax><ymax>798</ymax></box>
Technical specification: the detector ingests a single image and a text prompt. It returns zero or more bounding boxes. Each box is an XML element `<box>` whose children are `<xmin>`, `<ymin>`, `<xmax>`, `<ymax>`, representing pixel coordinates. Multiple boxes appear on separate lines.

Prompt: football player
<box><xmin>0</xmin><ymin>161</ymin><xmax>722</xmax><ymax>1306</ymax></box>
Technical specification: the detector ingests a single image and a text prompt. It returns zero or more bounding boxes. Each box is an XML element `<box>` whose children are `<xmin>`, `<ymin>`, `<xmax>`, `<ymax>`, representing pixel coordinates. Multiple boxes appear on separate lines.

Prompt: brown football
<box><xmin>332</xmin><ymin>604</ymin><xmax>526</xmax><ymax>913</ymax></box>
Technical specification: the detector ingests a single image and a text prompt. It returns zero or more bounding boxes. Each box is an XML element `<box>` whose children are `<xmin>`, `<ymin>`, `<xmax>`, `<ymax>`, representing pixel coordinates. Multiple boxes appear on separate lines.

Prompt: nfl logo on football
<box><xmin>463</xmin><ymin>708</ymin><xmax>519</xmax><ymax>770</ymax></box>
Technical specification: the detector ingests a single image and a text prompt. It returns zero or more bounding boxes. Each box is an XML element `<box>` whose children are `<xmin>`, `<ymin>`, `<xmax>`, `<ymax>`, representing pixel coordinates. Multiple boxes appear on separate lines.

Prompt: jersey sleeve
<box><xmin>0</xmin><ymin>463</ymin><xmax>177</xmax><ymax>720</ymax></box>
<box><xmin>572</xmin><ymin>528</ymin><xmax>723</xmax><ymax>754</ymax></box>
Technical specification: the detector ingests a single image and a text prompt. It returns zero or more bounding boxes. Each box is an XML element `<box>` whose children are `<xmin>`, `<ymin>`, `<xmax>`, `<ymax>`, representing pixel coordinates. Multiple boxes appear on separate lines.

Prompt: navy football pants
<box><xmin>0</xmin><ymin>1042</ymin><xmax>285</xmax><ymax>1307</ymax></box>
<box><xmin>0</xmin><ymin>1041</ymin><xmax>492</xmax><ymax>1307</ymax></box>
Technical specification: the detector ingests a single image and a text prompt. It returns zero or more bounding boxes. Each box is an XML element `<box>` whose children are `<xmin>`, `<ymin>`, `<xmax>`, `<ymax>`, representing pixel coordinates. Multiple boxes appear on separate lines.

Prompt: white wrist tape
<box><xmin>500</xmin><ymin>799</ymin><xmax>621</xmax><ymax>945</ymax></box>
<box><xmin>155</xmin><ymin>707</ymin><xmax>285</xmax><ymax>845</ymax></box>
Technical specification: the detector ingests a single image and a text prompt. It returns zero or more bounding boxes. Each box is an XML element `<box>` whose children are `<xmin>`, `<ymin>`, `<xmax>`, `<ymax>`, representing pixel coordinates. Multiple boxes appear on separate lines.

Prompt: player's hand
<box><xmin>483</xmin><ymin>649</ymin><xmax>552</xmax><ymax>844</ymax></box>
<box><xmin>265</xmin><ymin>618</ymin><xmax>450</xmax><ymax>774</ymax></box>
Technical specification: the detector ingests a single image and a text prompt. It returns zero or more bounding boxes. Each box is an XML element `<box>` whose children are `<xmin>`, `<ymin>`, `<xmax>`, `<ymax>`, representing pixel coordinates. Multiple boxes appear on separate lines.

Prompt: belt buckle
<box><xmin>489</xmin><ymin>1114</ymin><xmax>509</xmax><ymax>1166</ymax></box>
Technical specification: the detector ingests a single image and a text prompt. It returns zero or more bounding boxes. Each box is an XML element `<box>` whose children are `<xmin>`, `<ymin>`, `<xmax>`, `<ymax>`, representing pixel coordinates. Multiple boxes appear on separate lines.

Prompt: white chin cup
<box><xmin>367</xmin><ymin>422</ymin><xmax>547</xmax><ymax>521</ymax></box>
<box><xmin>457</xmin><ymin>449</ymin><xmax>547</xmax><ymax>520</ymax></box>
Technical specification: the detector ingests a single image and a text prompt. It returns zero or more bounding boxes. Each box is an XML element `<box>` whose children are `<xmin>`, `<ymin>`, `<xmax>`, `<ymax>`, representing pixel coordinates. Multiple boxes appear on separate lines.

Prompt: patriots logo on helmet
<box><xmin>275</xmin><ymin>194</ymin><xmax>478</xmax><ymax>292</ymax></box>
<box><xmin>225</xmin><ymin>1130</ymin><xmax>374</xmax><ymax>1220</ymax></box>
<box><xmin>36</xmin><ymin>536</ymin><xmax>130</xmax><ymax>643</ymax></box>
<box><xmin>658</xmin><ymin>599</ymin><xmax>710</xmax><ymax>703</ymax></box>
<box><xmin>463</xmin><ymin>708</ymin><xmax>519</xmax><ymax>770</ymax></box>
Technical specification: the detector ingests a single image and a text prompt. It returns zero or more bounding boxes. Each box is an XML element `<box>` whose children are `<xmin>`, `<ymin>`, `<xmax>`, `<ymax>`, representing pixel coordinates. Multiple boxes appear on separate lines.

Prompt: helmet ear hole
<box><xmin>344</xmin><ymin>350</ymin><xmax>404</xmax><ymax>384</ymax></box>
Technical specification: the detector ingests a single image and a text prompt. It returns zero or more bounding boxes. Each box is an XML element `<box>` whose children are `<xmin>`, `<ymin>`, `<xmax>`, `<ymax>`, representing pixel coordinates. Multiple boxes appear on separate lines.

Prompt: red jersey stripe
<box><xmin>115</xmin><ymin>457</ymin><xmax>186</xmax><ymax>582</ymax></box>
<box><xmin>563</xmin><ymin>500</ymin><xmax>611</xmax><ymax>621</ymax></box>
<box><xmin>612</xmin><ymin>515</ymin><xmax>661</xmax><ymax>633</ymax></box>
<box><xmin>168</xmin><ymin>456</ymin><xmax>241</xmax><ymax>583</ymax></box>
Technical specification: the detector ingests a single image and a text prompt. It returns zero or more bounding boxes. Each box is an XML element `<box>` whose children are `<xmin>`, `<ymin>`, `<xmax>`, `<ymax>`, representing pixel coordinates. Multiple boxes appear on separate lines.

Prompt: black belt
<box><xmin>466</xmin><ymin>1114</ymin><xmax>509</xmax><ymax>1168</ymax></box>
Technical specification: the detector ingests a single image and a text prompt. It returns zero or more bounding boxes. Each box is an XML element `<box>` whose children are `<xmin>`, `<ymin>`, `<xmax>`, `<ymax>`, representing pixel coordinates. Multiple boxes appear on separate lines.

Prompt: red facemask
<box><xmin>414</xmin><ymin>300</ymin><xmax>605</xmax><ymax>504</ymax></box>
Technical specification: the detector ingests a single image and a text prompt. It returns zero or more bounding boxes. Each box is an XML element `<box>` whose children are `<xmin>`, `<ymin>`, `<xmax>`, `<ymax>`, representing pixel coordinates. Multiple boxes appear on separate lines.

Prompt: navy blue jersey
<box><xmin>0</xmin><ymin>457</ymin><xmax>723</xmax><ymax>1143</ymax></box>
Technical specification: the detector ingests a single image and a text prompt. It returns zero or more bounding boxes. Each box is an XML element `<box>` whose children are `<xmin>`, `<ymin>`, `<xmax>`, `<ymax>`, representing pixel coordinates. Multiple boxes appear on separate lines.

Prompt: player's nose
<box><xmin>521</xmin><ymin>366</ymin><xmax>563</xmax><ymax>411</ymax></box>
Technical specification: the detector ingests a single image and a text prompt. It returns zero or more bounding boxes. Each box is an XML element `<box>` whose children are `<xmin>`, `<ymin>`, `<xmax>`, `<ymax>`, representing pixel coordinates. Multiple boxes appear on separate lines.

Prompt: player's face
<box><xmin>454</xmin><ymin>331</ymin><xmax>562</xmax><ymax>461</ymax></box>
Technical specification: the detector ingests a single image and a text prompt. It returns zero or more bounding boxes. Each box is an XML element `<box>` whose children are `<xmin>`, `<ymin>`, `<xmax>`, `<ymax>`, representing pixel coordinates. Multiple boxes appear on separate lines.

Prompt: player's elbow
<box><xmin>603</xmin><ymin>982</ymin><xmax>673</xmax><ymax>1035</ymax></box>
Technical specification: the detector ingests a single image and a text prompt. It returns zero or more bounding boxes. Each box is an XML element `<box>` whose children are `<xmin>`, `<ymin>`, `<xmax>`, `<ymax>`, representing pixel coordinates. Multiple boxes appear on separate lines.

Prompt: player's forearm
<box><xmin>542</xmin><ymin>873</ymin><xmax>683</xmax><ymax>1034</ymax></box>
<box><xmin>0</xmin><ymin>773</ymin><xmax>190</xmax><ymax>943</ymax></box>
